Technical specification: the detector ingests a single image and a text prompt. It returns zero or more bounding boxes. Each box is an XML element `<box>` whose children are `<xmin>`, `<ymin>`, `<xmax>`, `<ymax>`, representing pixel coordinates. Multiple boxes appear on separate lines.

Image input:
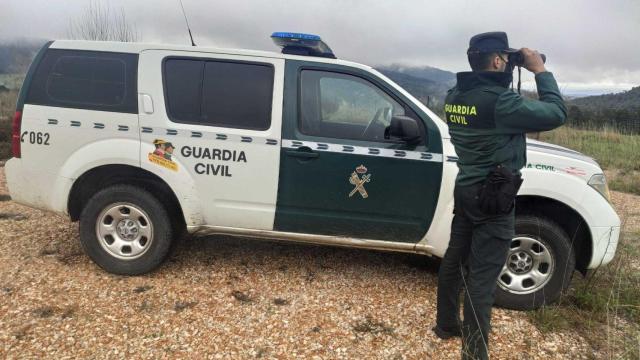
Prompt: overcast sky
<box><xmin>1</xmin><ymin>0</ymin><xmax>638</xmax><ymax>94</ymax></box>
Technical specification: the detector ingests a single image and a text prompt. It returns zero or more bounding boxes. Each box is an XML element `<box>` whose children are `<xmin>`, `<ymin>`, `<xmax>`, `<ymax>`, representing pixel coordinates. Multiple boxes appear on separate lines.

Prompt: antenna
<box><xmin>177</xmin><ymin>0</ymin><xmax>196</xmax><ymax>46</ymax></box>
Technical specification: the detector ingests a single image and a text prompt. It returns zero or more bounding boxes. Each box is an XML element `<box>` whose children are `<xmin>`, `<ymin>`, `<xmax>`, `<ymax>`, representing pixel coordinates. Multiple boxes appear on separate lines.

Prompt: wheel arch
<box><xmin>516</xmin><ymin>195</ymin><xmax>591</xmax><ymax>275</ymax></box>
<box><xmin>68</xmin><ymin>164</ymin><xmax>186</xmax><ymax>231</ymax></box>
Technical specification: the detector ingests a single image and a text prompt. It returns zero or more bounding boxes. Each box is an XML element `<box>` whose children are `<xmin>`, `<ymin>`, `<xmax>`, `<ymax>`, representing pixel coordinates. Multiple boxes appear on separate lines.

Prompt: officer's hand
<box><xmin>520</xmin><ymin>48</ymin><xmax>546</xmax><ymax>74</ymax></box>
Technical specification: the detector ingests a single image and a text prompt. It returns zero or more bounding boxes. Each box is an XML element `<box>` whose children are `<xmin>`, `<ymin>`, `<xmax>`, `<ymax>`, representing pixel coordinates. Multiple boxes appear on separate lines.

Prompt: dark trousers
<box><xmin>436</xmin><ymin>183</ymin><xmax>514</xmax><ymax>360</ymax></box>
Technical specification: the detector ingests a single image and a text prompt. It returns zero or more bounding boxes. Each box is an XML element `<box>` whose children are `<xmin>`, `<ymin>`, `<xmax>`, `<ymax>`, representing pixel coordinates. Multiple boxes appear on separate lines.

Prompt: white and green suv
<box><xmin>5</xmin><ymin>33</ymin><xmax>620</xmax><ymax>310</ymax></box>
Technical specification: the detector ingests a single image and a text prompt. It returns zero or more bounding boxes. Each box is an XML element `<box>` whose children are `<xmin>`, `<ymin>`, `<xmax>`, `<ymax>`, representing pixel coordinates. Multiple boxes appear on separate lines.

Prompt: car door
<box><xmin>274</xmin><ymin>61</ymin><xmax>443</xmax><ymax>242</ymax></box>
<box><xmin>137</xmin><ymin>50</ymin><xmax>284</xmax><ymax>230</ymax></box>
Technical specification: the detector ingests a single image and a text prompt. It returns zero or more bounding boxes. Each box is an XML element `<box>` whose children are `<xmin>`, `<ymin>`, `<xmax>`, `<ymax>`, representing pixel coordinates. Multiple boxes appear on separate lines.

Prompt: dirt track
<box><xmin>0</xmin><ymin>167</ymin><xmax>629</xmax><ymax>359</ymax></box>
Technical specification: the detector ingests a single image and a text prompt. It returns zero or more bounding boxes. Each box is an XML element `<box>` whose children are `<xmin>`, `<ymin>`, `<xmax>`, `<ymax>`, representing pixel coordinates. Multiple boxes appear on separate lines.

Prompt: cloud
<box><xmin>2</xmin><ymin>0</ymin><xmax>639</xmax><ymax>87</ymax></box>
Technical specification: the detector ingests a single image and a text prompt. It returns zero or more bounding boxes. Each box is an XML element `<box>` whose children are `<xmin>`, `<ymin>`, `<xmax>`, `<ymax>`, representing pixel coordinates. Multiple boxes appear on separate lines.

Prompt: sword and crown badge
<box><xmin>349</xmin><ymin>165</ymin><xmax>371</xmax><ymax>198</ymax></box>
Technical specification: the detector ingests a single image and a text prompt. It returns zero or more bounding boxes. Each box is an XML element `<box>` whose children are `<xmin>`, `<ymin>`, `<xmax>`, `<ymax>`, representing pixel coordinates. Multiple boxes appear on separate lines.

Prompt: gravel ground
<box><xmin>0</xmin><ymin>166</ymin><xmax>633</xmax><ymax>359</ymax></box>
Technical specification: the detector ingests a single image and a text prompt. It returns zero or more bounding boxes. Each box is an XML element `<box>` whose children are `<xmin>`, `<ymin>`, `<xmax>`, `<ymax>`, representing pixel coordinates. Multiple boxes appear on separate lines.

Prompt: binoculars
<box><xmin>508</xmin><ymin>51</ymin><xmax>546</xmax><ymax>67</ymax></box>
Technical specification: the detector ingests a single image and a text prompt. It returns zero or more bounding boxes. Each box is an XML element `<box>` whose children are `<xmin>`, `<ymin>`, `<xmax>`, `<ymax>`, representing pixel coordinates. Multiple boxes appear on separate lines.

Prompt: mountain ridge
<box><xmin>377</xmin><ymin>64</ymin><xmax>456</xmax><ymax>86</ymax></box>
<box><xmin>568</xmin><ymin>86</ymin><xmax>640</xmax><ymax>110</ymax></box>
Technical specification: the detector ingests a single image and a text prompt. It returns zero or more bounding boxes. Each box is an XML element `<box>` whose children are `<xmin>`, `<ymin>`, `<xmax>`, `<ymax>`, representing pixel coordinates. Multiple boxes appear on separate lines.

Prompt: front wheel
<box><xmin>494</xmin><ymin>215</ymin><xmax>576</xmax><ymax>310</ymax></box>
<box><xmin>79</xmin><ymin>185</ymin><xmax>174</xmax><ymax>275</ymax></box>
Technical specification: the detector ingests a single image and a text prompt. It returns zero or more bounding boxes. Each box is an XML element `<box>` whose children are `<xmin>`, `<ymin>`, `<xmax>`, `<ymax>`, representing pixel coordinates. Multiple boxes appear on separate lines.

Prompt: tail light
<box><xmin>11</xmin><ymin>111</ymin><xmax>22</xmax><ymax>158</ymax></box>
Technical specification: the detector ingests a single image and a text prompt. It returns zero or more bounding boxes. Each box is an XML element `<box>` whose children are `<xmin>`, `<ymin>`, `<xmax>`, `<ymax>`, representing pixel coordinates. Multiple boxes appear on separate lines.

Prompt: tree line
<box><xmin>565</xmin><ymin>105</ymin><xmax>640</xmax><ymax>134</ymax></box>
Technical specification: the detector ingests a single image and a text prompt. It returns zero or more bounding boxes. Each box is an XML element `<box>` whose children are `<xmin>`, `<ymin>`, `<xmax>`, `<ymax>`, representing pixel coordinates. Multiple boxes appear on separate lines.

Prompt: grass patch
<box><xmin>608</xmin><ymin>170</ymin><xmax>640</xmax><ymax>195</ymax></box>
<box><xmin>0</xmin><ymin>141</ymin><xmax>9</xmax><ymax>161</ymax></box>
<box><xmin>539</xmin><ymin>126</ymin><xmax>640</xmax><ymax>194</ymax></box>
<box><xmin>0</xmin><ymin>90</ymin><xmax>18</xmax><ymax>160</ymax></box>
<box><xmin>0</xmin><ymin>118</ymin><xmax>11</xmax><ymax>160</ymax></box>
<box><xmin>539</xmin><ymin>126</ymin><xmax>640</xmax><ymax>171</ymax></box>
<box><xmin>0</xmin><ymin>90</ymin><xmax>18</xmax><ymax>120</ymax></box>
<box><xmin>527</xmin><ymin>306</ymin><xmax>571</xmax><ymax>333</ymax></box>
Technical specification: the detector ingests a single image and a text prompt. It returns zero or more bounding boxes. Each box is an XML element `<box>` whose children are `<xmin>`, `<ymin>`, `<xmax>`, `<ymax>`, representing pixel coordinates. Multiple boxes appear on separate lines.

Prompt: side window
<box><xmin>27</xmin><ymin>49</ymin><xmax>138</xmax><ymax>113</ymax></box>
<box><xmin>300</xmin><ymin>70</ymin><xmax>405</xmax><ymax>141</ymax></box>
<box><xmin>164</xmin><ymin>59</ymin><xmax>203</xmax><ymax>124</ymax></box>
<box><xmin>47</xmin><ymin>56</ymin><xmax>126</xmax><ymax>106</ymax></box>
<box><xmin>164</xmin><ymin>58</ymin><xmax>274</xmax><ymax>130</ymax></box>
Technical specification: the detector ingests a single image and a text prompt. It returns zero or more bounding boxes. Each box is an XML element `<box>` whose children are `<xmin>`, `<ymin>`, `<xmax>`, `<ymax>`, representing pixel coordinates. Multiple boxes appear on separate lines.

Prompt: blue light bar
<box><xmin>272</xmin><ymin>32</ymin><xmax>321</xmax><ymax>41</ymax></box>
<box><xmin>270</xmin><ymin>32</ymin><xmax>336</xmax><ymax>59</ymax></box>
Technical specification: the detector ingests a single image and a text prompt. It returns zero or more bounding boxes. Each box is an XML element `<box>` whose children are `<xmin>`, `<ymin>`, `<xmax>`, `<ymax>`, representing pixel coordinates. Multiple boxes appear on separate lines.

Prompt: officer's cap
<box><xmin>467</xmin><ymin>31</ymin><xmax>518</xmax><ymax>55</ymax></box>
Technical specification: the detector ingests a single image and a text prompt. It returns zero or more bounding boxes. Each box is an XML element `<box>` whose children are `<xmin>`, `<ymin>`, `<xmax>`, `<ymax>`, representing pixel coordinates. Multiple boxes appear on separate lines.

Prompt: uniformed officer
<box><xmin>433</xmin><ymin>32</ymin><xmax>566</xmax><ymax>360</ymax></box>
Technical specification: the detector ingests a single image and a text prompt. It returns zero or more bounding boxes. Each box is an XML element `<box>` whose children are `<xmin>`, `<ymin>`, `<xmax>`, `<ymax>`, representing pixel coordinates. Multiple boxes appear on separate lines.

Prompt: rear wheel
<box><xmin>79</xmin><ymin>185</ymin><xmax>174</xmax><ymax>275</ymax></box>
<box><xmin>494</xmin><ymin>215</ymin><xmax>575</xmax><ymax>310</ymax></box>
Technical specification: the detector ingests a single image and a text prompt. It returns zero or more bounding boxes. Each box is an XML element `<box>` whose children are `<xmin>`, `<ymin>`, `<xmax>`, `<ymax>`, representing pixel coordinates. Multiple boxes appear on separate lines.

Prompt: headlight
<box><xmin>588</xmin><ymin>174</ymin><xmax>611</xmax><ymax>202</ymax></box>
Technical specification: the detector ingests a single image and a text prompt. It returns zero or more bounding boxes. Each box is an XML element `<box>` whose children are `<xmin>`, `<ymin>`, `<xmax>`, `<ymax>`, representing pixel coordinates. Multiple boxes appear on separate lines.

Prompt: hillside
<box><xmin>569</xmin><ymin>86</ymin><xmax>640</xmax><ymax>111</ymax></box>
<box><xmin>0</xmin><ymin>40</ymin><xmax>44</xmax><ymax>76</ymax></box>
<box><xmin>375</xmin><ymin>69</ymin><xmax>449</xmax><ymax>109</ymax></box>
<box><xmin>0</xmin><ymin>40</ymin><xmax>45</xmax><ymax>93</ymax></box>
<box><xmin>565</xmin><ymin>86</ymin><xmax>640</xmax><ymax>133</ymax></box>
<box><xmin>377</xmin><ymin>64</ymin><xmax>456</xmax><ymax>86</ymax></box>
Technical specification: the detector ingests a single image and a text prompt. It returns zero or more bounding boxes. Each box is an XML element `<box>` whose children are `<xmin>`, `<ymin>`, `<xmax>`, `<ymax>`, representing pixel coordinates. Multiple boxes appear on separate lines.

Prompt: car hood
<box><xmin>526</xmin><ymin>139</ymin><xmax>598</xmax><ymax>166</ymax></box>
<box><xmin>525</xmin><ymin>138</ymin><xmax>602</xmax><ymax>180</ymax></box>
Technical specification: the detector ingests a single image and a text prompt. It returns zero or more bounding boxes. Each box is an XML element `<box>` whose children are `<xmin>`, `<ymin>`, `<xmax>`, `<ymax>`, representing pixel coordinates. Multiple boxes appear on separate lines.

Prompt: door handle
<box><xmin>141</xmin><ymin>94</ymin><xmax>154</xmax><ymax>114</ymax></box>
<box><xmin>285</xmin><ymin>146</ymin><xmax>319</xmax><ymax>159</ymax></box>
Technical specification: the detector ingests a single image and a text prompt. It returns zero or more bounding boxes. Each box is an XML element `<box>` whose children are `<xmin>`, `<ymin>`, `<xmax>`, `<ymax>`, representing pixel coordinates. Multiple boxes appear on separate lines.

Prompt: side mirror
<box><xmin>387</xmin><ymin>115</ymin><xmax>421</xmax><ymax>144</ymax></box>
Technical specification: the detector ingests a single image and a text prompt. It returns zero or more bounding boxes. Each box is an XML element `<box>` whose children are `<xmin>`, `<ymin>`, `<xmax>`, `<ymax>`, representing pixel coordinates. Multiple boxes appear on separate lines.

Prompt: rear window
<box><xmin>163</xmin><ymin>58</ymin><xmax>274</xmax><ymax>130</ymax></box>
<box><xmin>27</xmin><ymin>49</ymin><xmax>138</xmax><ymax>113</ymax></box>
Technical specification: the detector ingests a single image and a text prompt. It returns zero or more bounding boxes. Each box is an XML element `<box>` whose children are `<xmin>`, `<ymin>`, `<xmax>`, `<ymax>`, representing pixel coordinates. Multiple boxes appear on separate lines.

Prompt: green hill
<box><xmin>0</xmin><ymin>40</ymin><xmax>45</xmax><ymax>75</ymax></box>
<box><xmin>569</xmin><ymin>86</ymin><xmax>640</xmax><ymax>111</ymax></box>
<box><xmin>376</xmin><ymin>69</ymin><xmax>449</xmax><ymax>110</ymax></box>
<box><xmin>566</xmin><ymin>86</ymin><xmax>640</xmax><ymax>133</ymax></box>
<box><xmin>375</xmin><ymin>65</ymin><xmax>455</xmax><ymax>113</ymax></box>
<box><xmin>377</xmin><ymin>64</ymin><xmax>456</xmax><ymax>86</ymax></box>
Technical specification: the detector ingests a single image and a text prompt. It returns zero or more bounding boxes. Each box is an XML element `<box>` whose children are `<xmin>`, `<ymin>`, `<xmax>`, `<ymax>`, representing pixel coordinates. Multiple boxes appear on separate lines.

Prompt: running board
<box><xmin>188</xmin><ymin>225</ymin><xmax>434</xmax><ymax>255</ymax></box>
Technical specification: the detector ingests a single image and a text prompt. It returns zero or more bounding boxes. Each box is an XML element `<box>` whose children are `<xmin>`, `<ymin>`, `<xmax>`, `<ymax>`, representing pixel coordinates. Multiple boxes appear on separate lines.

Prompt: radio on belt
<box><xmin>270</xmin><ymin>32</ymin><xmax>336</xmax><ymax>59</ymax></box>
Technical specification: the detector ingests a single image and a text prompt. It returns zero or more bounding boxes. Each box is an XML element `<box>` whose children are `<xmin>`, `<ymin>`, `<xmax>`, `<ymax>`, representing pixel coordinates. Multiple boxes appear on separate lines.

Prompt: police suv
<box><xmin>6</xmin><ymin>33</ymin><xmax>620</xmax><ymax>310</ymax></box>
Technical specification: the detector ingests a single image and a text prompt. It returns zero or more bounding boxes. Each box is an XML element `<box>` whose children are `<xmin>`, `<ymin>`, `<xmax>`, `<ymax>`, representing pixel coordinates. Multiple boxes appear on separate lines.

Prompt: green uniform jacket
<box><xmin>444</xmin><ymin>71</ymin><xmax>567</xmax><ymax>186</ymax></box>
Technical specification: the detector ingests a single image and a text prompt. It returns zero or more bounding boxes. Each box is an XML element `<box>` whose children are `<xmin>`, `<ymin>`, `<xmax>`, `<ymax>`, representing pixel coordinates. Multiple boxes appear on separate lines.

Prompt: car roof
<box><xmin>50</xmin><ymin>40</ymin><xmax>372</xmax><ymax>70</ymax></box>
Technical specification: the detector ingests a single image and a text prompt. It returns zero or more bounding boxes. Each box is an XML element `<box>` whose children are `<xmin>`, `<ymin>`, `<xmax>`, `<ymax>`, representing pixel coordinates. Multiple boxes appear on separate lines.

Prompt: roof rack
<box><xmin>270</xmin><ymin>32</ymin><xmax>336</xmax><ymax>59</ymax></box>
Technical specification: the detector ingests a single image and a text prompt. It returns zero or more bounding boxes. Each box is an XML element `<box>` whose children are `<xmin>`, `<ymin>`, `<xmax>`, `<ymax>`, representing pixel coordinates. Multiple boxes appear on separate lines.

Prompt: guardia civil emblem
<box><xmin>349</xmin><ymin>165</ymin><xmax>371</xmax><ymax>199</ymax></box>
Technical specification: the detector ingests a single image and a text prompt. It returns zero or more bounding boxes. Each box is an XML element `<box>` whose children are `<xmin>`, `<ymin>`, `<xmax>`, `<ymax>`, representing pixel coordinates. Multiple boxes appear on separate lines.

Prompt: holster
<box><xmin>477</xmin><ymin>165</ymin><xmax>523</xmax><ymax>215</ymax></box>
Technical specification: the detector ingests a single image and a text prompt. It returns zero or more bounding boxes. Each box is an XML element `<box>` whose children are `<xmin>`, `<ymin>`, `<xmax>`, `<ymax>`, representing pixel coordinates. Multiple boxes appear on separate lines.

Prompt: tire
<box><xmin>79</xmin><ymin>184</ymin><xmax>174</xmax><ymax>275</ymax></box>
<box><xmin>494</xmin><ymin>215</ymin><xmax>576</xmax><ymax>310</ymax></box>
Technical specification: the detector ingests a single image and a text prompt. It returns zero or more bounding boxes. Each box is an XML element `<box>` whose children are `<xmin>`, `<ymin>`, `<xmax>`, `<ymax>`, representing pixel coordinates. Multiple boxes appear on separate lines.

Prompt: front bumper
<box><xmin>588</xmin><ymin>225</ymin><xmax>621</xmax><ymax>268</ymax></box>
